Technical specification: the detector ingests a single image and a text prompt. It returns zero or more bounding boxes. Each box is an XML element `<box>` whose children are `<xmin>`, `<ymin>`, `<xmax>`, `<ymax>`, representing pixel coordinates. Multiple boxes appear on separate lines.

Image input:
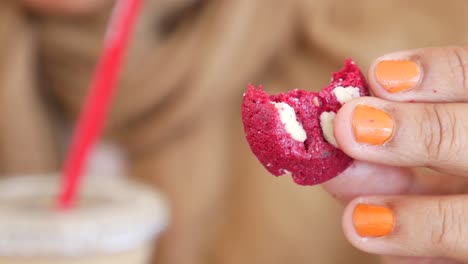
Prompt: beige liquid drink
<box><xmin>0</xmin><ymin>175</ymin><xmax>168</xmax><ymax>264</ymax></box>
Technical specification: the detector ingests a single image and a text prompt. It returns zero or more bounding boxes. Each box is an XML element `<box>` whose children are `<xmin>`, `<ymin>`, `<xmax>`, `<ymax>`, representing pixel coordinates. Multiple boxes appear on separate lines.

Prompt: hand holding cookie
<box><xmin>324</xmin><ymin>46</ymin><xmax>468</xmax><ymax>263</ymax></box>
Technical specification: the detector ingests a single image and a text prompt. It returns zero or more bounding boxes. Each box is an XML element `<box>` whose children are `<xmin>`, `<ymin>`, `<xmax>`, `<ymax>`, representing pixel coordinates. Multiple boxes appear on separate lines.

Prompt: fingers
<box><xmin>343</xmin><ymin>195</ymin><xmax>468</xmax><ymax>263</ymax></box>
<box><xmin>323</xmin><ymin>162</ymin><xmax>468</xmax><ymax>205</ymax></box>
<box><xmin>333</xmin><ymin>47</ymin><xmax>468</xmax><ymax>263</ymax></box>
<box><xmin>367</xmin><ymin>46</ymin><xmax>468</xmax><ymax>102</ymax></box>
<box><xmin>322</xmin><ymin>161</ymin><xmax>414</xmax><ymax>202</ymax></box>
<box><xmin>334</xmin><ymin>97</ymin><xmax>468</xmax><ymax>175</ymax></box>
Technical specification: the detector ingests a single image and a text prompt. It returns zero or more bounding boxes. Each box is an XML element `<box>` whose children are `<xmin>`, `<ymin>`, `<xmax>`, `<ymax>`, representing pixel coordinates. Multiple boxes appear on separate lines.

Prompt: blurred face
<box><xmin>23</xmin><ymin>0</ymin><xmax>113</xmax><ymax>15</ymax></box>
<box><xmin>36</xmin><ymin>0</ymin><xmax>207</xmax><ymax>136</ymax></box>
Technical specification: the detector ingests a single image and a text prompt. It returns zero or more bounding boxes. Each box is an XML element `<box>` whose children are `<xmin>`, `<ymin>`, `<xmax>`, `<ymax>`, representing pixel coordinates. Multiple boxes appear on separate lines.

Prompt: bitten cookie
<box><xmin>241</xmin><ymin>59</ymin><xmax>369</xmax><ymax>185</ymax></box>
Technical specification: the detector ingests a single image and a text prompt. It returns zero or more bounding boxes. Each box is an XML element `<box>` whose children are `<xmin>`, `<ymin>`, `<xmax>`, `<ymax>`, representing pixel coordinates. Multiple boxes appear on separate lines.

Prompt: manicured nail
<box><xmin>353</xmin><ymin>204</ymin><xmax>395</xmax><ymax>237</ymax></box>
<box><xmin>376</xmin><ymin>60</ymin><xmax>420</xmax><ymax>93</ymax></box>
<box><xmin>353</xmin><ymin>105</ymin><xmax>393</xmax><ymax>145</ymax></box>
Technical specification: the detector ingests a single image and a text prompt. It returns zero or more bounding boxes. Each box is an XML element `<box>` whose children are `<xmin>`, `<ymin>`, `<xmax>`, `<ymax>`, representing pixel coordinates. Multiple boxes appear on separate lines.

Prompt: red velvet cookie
<box><xmin>241</xmin><ymin>59</ymin><xmax>369</xmax><ymax>185</ymax></box>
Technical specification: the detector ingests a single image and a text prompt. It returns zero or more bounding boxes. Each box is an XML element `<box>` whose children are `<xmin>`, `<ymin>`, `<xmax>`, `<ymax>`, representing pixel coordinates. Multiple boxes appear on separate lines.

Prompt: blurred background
<box><xmin>1</xmin><ymin>0</ymin><xmax>467</xmax><ymax>263</ymax></box>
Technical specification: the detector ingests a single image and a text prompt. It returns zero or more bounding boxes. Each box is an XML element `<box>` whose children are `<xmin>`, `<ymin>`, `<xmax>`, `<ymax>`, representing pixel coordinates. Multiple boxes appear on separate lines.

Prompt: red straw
<box><xmin>58</xmin><ymin>0</ymin><xmax>143</xmax><ymax>209</ymax></box>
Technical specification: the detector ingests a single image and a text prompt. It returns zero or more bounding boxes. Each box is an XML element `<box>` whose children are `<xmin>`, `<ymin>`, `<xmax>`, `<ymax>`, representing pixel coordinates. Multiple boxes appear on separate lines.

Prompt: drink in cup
<box><xmin>0</xmin><ymin>175</ymin><xmax>168</xmax><ymax>264</ymax></box>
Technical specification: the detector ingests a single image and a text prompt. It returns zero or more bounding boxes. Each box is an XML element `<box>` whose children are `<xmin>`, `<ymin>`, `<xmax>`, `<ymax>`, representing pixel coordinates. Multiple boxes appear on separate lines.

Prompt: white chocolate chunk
<box><xmin>332</xmin><ymin>86</ymin><xmax>360</xmax><ymax>104</ymax></box>
<box><xmin>320</xmin><ymin>111</ymin><xmax>338</xmax><ymax>147</ymax></box>
<box><xmin>272</xmin><ymin>102</ymin><xmax>307</xmax><ymax>142</ymax></box>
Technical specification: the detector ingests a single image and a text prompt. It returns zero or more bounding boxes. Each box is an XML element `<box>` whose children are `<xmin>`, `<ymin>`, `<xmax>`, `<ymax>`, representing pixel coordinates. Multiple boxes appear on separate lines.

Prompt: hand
<box><xmin>23</xmin><ymin>0</ymin><xmax>113</xmax><ymax>15</ymax></box>
<box><xmin>324</xmin><ymin>47</ymin><xmax>468</xmax><ymax>264</ymax></box>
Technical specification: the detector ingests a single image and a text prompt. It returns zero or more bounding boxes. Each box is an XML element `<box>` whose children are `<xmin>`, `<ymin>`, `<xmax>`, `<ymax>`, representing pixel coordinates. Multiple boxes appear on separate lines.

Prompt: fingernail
<box><xmin>353</xmin><ymin>105</ymin><xmax>393</xmax><ymax>145</ymax></box>
<box><xmin>353</xmin><ymin>204</ymin><xmax>395</xmax><ymax>237</ymax></box>
<box><xmin>376</xmin><ymin>60</ymin><xmax>420</xmax><ymax>93</ymax></box>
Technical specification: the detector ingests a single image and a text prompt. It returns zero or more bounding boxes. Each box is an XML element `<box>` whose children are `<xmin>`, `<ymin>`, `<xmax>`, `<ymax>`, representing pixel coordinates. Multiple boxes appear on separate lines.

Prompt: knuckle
<box><xmin>446</xmin><ymin>47</ymin><xmax>468</xmax><ymax>93</ymax></box>
<box><xmin>430</xmin><ymin>198</ymin><xmax>467</xmax><ymax>253</ymax></box>
<box><xmin>422</xmin><ymin>104</ymin><xmax>458</xmax><ymax>163</ymax></box>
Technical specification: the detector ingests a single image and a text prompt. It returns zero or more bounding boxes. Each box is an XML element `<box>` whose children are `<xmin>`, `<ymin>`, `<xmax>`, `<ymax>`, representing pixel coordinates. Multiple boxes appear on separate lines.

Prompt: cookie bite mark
<box><xmin>241</xmin><ymin>84</ymin><xmax>310</xmax><ymax>178</ymax></box>
<box><xmin>320</xmin><ymin>59</ymin><xmax>370</xmax><ymax>111</ymax></box>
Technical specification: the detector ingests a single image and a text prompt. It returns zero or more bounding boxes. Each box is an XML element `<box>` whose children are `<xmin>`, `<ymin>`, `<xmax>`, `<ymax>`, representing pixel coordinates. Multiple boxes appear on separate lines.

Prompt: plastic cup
<box><xmin>0</xmin><ymin>175</ymin><xmax>168</xmax><ymax>264</ymax></box>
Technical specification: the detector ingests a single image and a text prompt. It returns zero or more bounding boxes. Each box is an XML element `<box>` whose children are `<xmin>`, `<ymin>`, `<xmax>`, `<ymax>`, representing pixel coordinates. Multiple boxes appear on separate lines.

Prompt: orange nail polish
<box><xmin>353</xmin><ymin>204</ymin><xmax>395</xmax><ymax>237</ymax></box>
<box><xmin>376</xmin><ymin>60</ymin><xmax>420</xmax><ymax>93</ymax></box>
<box><xmin>353</xmin><ymin>105</ymin><xmax>393</xmax><ymax>145</ymax></box>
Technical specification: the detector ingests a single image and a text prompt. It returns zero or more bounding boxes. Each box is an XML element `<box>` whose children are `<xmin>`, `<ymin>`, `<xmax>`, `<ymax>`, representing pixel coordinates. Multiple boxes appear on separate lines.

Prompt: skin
<box><xmin>324</xmin><ymin>46</ymin><xmax>468</xmax><ymax>264</ymax></box>
<box><xmin>21</xmin><ymin>2</ymin><xmax>468</xmax><ymax>262</ymax></box>
<box><xmin>22</xmin><ymin>0</ymin><xmax>113</xmax><ymax>15</ymax></box>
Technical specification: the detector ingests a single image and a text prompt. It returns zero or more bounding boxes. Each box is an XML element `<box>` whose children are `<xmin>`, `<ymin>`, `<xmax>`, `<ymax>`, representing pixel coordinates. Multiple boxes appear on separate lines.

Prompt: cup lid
<box><xmin>0</xmin><ymin>175</ymin><xmax>169</xmax><ymax>257</ymax></box>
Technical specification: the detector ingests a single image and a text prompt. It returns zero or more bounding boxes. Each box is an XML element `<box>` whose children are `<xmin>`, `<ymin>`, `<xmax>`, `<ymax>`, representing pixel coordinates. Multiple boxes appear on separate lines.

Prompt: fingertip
<box><xmin>367</xmin><ymin>50</ymin><xmax>424</xmax><ymax>101</ymax></box>
<box><xmin>367</xmin><ymin>58</ymin><xmax>379</xmax><ymax>94</ymax></box>
<box><xmin>367</xmin><ymin>56</ymin><xmax>387</xmax><ymax>98</ymax></box>
<box><xmin>341</xmin><ymin>197</ymin><xmax>398</xmax><ymax>256</ymax></box>
<box><xmin>334</xmin><ymin>97</ymin><xmax>383</xmax><ymax>158</ymax></box>
<box><xmin>341</xmin><ymin>197</ymin><xmax>377</xmax><ymax>253</ymax></box>
<box><xmin>342</xmin><ymin>197</ymin><xmax>360</xmax><ymax>239</ymax></box>
<box><xmin>334</xmin><ymin>96</ymin><xmax>401</xmax><ymax>164</ymax></box>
